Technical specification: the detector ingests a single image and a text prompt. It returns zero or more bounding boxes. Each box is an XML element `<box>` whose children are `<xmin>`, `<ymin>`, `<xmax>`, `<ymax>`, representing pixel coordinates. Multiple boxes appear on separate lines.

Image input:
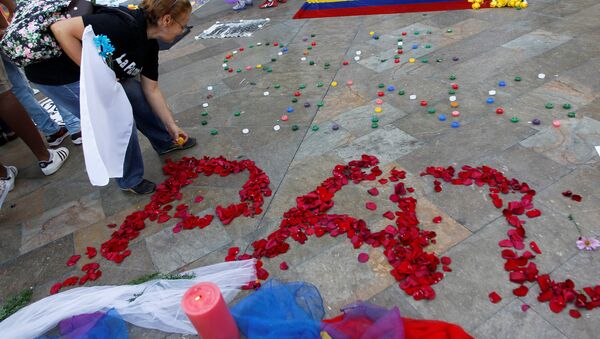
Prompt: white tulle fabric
<box><xmin>0</xmin><ymin>259</ymin><xmax>256</xmax><ymax>338</ymax></box>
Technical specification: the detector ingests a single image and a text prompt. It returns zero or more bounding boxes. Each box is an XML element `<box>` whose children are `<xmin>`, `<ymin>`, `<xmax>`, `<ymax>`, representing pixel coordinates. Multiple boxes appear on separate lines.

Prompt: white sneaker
<box><xmin>39</xmin><ymin>148</ymin><xmax>69</xmax><ymax>176</ymax></box>
<box><xmin>233</xmin><ymin>0</ymin><xmax>248</xmax><ymax>10</ymax></box>
<box><xmin>245</xmin><ymin>0</ymin><xmax>253</xmax><ymax>5</ymax></box>
<box><xmin>0</xmin><ymin>166</ymin><xmax>17</xmax><ymax>210</ymax></box>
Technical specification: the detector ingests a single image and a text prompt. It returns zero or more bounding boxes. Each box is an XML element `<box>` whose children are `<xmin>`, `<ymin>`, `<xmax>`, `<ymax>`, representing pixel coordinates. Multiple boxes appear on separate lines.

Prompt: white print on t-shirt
<box><xmin>115</xmin><ymin>53</ymin><xmax>142</xmax><ymax>77</ymax></box>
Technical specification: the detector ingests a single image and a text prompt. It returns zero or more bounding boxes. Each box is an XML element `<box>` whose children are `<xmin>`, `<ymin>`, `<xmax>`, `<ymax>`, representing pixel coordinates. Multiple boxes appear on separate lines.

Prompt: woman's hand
<box><xmin>166</xmin><ymin>123</ymin><xmax>188</xmax><ymax>144</ymax></box>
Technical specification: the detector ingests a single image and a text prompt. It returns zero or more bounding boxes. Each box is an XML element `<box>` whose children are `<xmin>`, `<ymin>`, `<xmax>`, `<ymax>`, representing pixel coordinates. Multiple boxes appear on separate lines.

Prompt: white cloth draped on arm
<box><xmin>79</xmin><ymin>25</ymin><xmax>133</xmax><ymax>186</ymax></box>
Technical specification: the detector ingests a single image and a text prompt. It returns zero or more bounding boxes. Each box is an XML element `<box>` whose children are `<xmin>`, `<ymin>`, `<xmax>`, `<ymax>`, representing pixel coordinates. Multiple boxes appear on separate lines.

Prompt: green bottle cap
<box><xmin>309</xmin><ymin>60</ymin><xmax>315</xmax><ymax>65</ymax></box>
<box><xmin>449</xmin><ymin>90</ymin><xmax>456</xmax><ymax>95</ymax></box>
<box><xmin>515</xmin><ymin>76</ymin><xmax>522</xmax><ymax>81</ymax></box>
<box><xmin>210</xmin><ymin>129</ymin><xmax>218</xmax><ymax>135</ymax></box>
<box><xmin>317</xmin><ymin>101</ymin><xmax>324</xmax><ymax>107</ymax></box>
<box><xmin>201</xmin><ymin>120</ymin><xmax>208</xmax><ymax>125</ymax></box>
<box><xmin>449</xmin><ymin>75</ymin><xmax>456</xmax><ymax>80</ymax></box>
<box><xmin>378</xmin><ymin>83</ymin><xmax>385</xmax><ymax>88</ymax></box>
<box><xmin>371</xmin><ymin>117</ymin><xmax>379</xmax><ymax>123</ymax></box>
<box><xmin>274</xmin><ymin>83</ymin><xmax>281</xmax><ymax>89</ymax></box>
<box><xmin>510</xmin><ymin>117</ymin><xmax>519</xmax><ymax>123</ymax></box>
<box><xmin>299</xmin><ymin>84</ymin><xmax>306</xmax><ymax>89</ymax></box>
<box><xmin>371</xmin><ymin>123</ymin><xmax>379</xmax><ymax>129</ymax></box>
<box><xmin>398</xmin><ymin>90</ymin><xmax>405</xmax><ymax>95</ymax></box>
<box><xmin>236</xmin><ymin>69</ymin><xmax>242</xmax><ymax>73</ymax></box>
<box><xmin>311</xmin><ymin>34</ymin><xmax>316</xmax><ymax>37</ymax></box>
<box><xmin>567</xmin><ymin>111</ymin><xmax>576</xmax><ymax>118</ymax></box>
<box><xmin>292</xmin><ymin>98</ymin><xmax>298</xmax><ymax>103</ymax></box>
<box><xmin>317</xmin><ymin>82</ymin><xmax>324</xmax><ymax>87</ymax></box>
<box><xmin>421</xmin><ymin>59</ymin><xmax>429</xmax><ymax>63</ymax></box>
<box><xmin>563</xmin><ymin>103</ymin><xmax>572</xmax><ymax>109</ymax></box>
<box><xmin>292</xmin><ymin>125</ymin><xmax>299</xmax><ymax>131</ymax></box>
<box><xmin>307</xmin><ymin>46</ymin><xmax>312</xmax><ymax>50</ymax></box>
<box><xmin>545</xmin><ymin>103</ymin><xmax>554</xmax><ymax>109</ymax></box>
<box><xmin>447</xmin><ymin>28</ymin><xmax>453</xmax><ymax>33</ymax></box>
<box><xmin>425</xmin><ymin>44</ymin><xmax>431</xmax><ymax>49</ymax></box>
<box><xmin>414</xmin><ymin>31</ymin><xmax>420</xmax><ymax>35</ymax></box>
<box><xmin>428</xmin><ymin>108</ymin><xmax>436</xmax><ymax>114</ymax></box>
<box><xmin>201</xmin><ymin>111</ymin><xmax>208</xmax><ymax>116</ymax></box>
<box><xmin>311</xmin><ymin>125</ymin><xmax>319</xmax><ymax>131</ymax></box>
<box><xmin>234</xmin><ymin>111</ymin><xmax>241</xmax><ymax>116</ymax></box>
<box><xmin>271</xmin><ymin>58</ymin><xmax>277</xmax><ymax>62</ymax></box>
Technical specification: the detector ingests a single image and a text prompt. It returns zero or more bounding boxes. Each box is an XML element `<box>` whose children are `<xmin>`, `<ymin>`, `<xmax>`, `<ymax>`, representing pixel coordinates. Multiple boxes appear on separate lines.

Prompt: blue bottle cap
<box><xmin>287</xmin><ymin>107</ymin><xmax>294</xmax><ymax>113</ymax></box>
<box><xmin>412</xmin><ymin>44</ymin><xmax>418</xmax><ymax>49</ymax></box>
<box><xmin>387</xmin><ymin>86</ymin><xmax>395</xmax><ymax>92</ymax></box>
<box><xmin>486</xmin><ymin>98</ymin><xmax>495</xmax><ymax>104</ymax></box>
<box><xmin>438</xmin><ymin>114</ymin><xmax>447</xmax><ymax>121</ymax></box>
<box><xmin>498</xmin><ymin>81</ymin><xmax>506</xmax><ymax>87</ymax></box>
<box><xmin>451</xmin><ymin>121</ymin><xmax>460</xmax><ymax>128</ymax></box>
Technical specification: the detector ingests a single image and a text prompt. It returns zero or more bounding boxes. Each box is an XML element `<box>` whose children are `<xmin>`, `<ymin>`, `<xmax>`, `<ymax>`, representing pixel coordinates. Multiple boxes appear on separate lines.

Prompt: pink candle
<box><xmin>181</xmin><ymin>282</ymin><xmax>239</xmax><ymax>339</ymax></box>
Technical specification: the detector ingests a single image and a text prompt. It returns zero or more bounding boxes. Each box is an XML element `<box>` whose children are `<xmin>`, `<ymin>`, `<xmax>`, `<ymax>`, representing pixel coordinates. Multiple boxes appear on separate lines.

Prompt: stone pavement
<box><xmin>2</xmin><ymin>0</ymin><xmax>600</xmax><ymax>338</ymax></box>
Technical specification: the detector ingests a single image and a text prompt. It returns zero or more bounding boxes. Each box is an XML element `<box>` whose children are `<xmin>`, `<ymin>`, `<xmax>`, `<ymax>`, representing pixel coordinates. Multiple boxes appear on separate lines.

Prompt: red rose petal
<box><xmin>432</xmin><ymin>216</ymin><xmax>442</xmax><ymax>224</ymax></box>
<box><xmin>441</xmin><ymin>256</ymin><xmax>452</xmax><ymax>265</ymax></box>
<box><xmin>383</xmin><ymin>211</ymin><xmax>395</xmax><ymax>220</ymax></box>
<box><xmin>358</xmin><ymin>253</ymin><xmax>369</xmax><ymax>263</ymax></box>
<box><xmin>194</xmin><ymin>196</ymin><xmax>204</xmax><ymax>203</ymax></box>
<box><xmin>434</xmin><ymin>185</ymin><xmax>442</xmax><ymax>193</ymax></box>
<box><xmin>66</xmin><ymin>255</ymin><xmax>81</xmax><ymax>267</ymax></box>
<box><xmin>513</xmin><ymin>285</ymin><xmax>529</xmax><ymax>297</ymax></box>
<box><xmin>86</xmin><ymin>247</ymin><xmax>97</xmax><ymax>259</ymax></box>
<box><xmin>569</xmin><ymin>309</ymin><xmax>581</xmax><ymax>319</ymax></box>
<box><xmin>561</xmin><ymin>191</ymin><xmax>572</xmax><ymax>197</ymax></box>
<box><xmin>521</xmin><ymin>304</ymin><xmax>530</xmax><ymax>312</ymax></box>
<box><xmin>365</xmin><ymin>202</ymin><xmax>377</xmax><ymax>211</ymax></box>
<box><xmin>107</xmin><ymin>223</ymin><xmax>117</xmax><ymax>228</ymax></box>
<box><xmin>157</xmin><ymin>214</ymin><xmax>171</xmax><ymax>224</ymax></box>
<box><xmin>489</xmin><ymin>291</ymin><xmax>502</xmax><ymax>304</ymax></box>
<box><xmin>525</xmin><ymin>209</ymin><xmax>541</xmax><ymax>218</ymax></box>
<box><xmin>279</xmin><ymin>262</ymin><xmax>289</xmax><ymax>270</ymax></box>
<box><xmin>442</xmin><ymin>265</ymin><xmax>452</xmax><ymax>272</ymax></box>
<box><xmin>367</xmin><ymin>188</ymin><xmax>379</xmax><ymax>196</ymax></box>
<box><xmin>571</xmin><ymin>194</ymin><xmax>582</xmax><ymax>202</ymax></box>
<box><xmin>50</xmin><ymin>283</ymin><xmax>62</xmax><ymax>295</ymax></box>
<box><xmin>530</xmin><ymin>241</ymin><xmax>542</xmax><ymax>254</ymax></box>
<box><xmin>498</xmin><ymin>239</ymin><xmax>513</xmax><ymax>248</ymax></box>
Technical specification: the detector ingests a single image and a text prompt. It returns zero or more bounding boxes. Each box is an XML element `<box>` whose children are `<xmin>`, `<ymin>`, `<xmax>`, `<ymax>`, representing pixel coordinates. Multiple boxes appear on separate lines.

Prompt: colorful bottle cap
<box><xmin>452</xmin><ymin>56</ymin><xmax>459</xmax><ymax>61</ymax></box>
<box><xmin>317</xmin><ymin>82</ymin><xmax>324</xmax><ymax>87</ymax></box>
<box><xmin>377</xmin><ymin>91</ymin><xmax>385</xmax><ymax>97</ymax></box>
<box><xmin>234</xmin><ymin>111</ymin><xmax>241</xmax><ymax>116</ymax></box>
<box><xmin>292</xmin><ymin>125</ymin><xmax>299</xmax><ymax>131</ymax></box>
<box><xmin>567</xmin><ymin>111</ymin><xmax>576</xmax><ymax>118</ymax></box>
<box><xmin>273</xmin><ymin>125</ymin><xmax>281</xmax><ymax>131</ymax></box>
<box><xmin>311</xmin><ymin>124</ymin><xmax>319</xmax><ymax>131</ymax></box>
<box><xmin>372</xmin><ymin>117</ymin><xmax>379</xmax><ymax>123</ymax></box>
<box><xmin>563</xmin><ymin>103</ymin><xmax>571</xmax><ymax>109</ymax></box>
<box><xmin>486</xmin><ymin>98</ymin><xmax>495</xmax><ymax>104</ymax></box>
<box><xmin>409</xmin><ymin>94</ymin><xmax>417</xmax><ymax>100</ymax></box>
<box><xmin>420</xmin><ymin>100</ymin><xmax>428</xmax><ymax>106</ymax></box>
<box><xmin>538</xmin><ymin>73</ymin><xmax>546</xmax><ymax>79</ymax></box>
<box><xmin>210</xmin><ymin>129</ymin><xmax>218</xmax><ymax>135</ymax></box>
<box><xmin>552</xmin><ymin>120</ymin><xmax>561</xmax><ymax>127</ymax></box>
<box><xmin>331</xmin><ymin>81</ymin><xmax>338</xmax><ymax>87</ymax></box>
<box><xmin>299</xmin><ymin>84</ymin><xmax>306</xmax><ymax>89</ymax></box>
<box><xmin>409</xmin><ymin>58</ymin><xmax>416</xmax><ymax>63</ymax></box>
<box><xmin>274</xmin><ymin>83</ymin><xmax>281</xmax><ymax>89</ymax></box>
<box><xmin>449</xmin><ymin>89</ymin><xmax>456</xmax><ymax>95</ymax></box>
<box><xmin>371</xmin><ymin>123</ymin><xmax>378</xmax><ymax>128</ymax></box>
<box><xmin>387</xmin><ymin>86</ymin><xmax>395</xmax><ymax>91</ymax></box>
<box><xmin>428</xmin><ymin>108</ymin><xmax>436</xmax><ymax>114</ymax></box>
<box><xmin>375</xmin><ymin>99</ymin><xmax>383</xmax><ymax>105</ymax></box>
<box><xmin>292</xmin><ymin>98</ymin><xmax>298</xmax><ymax>103</ymax></box>
<box><xmin>510</xmin><ymin>117</ymin><xmax>519</xmax><ymax>123</ymax></box>
<box><xmin>532</xmin><ymin>118</ymin><xmax>541</xmax><ymax>125</ymax></box>
<box><xmin>374</xmin><ymin>106</ymin><xmax>382</xmax><ymax>113</ymax></box>
<box><xmin>449</xmin><ymin>75</ymin><xmax>456</xmax><ymax>80</ymax></box>
<box><xmin>332</xmin><ymin>123</ymin><xmax>340</xmax><ymax>130</ymax></box>
<box><xmin>201</xmin><ymin>111</ymin><xmax>208</xmax><ymax>116</ymax></box>
<box><xmin>317</xmin><ymin>101</ymin><xmax>324</xmax><ymax>107</ymax></box>
<box><xmin>412</xmin><ymin>44</ymin><xmax>418</xmax><ymax>49</ymax></box>
<box><xmin>264</xmin><ymin>91</ymin><xmax>270</xmax><ymax>96</ymax></box>
<box><xmin>498</xmin><ymin>81</ymin><xmax>506</xmax><ymax>87</ymax></box>
<box><xmin>378</xmin><ymin>83</ymin><xmax>385</xmax><ymax>88</ymax></box>
<box><xmin>451</xmin><ymin>121</ymin><xmax>460</xmax><ymax>128</ymax></box>
<box><xmin>304</xmin><ymin>102</ymin><xmax>311</xmax><ymax>108</ymax></box>
<box><xmin>438</xmin><ymin>114</ymin><xmax>447</xmax><ymax>121</ymax></box>
<box><xmin>451</xmin><ymin>83</ymin><xmax>459</xmax><ymax>90</ymax></box>
<box><xmin>515</xmin><ymin>76</ymin><xmax>522</xmax><ymax>81</ymax></box>
<box><xmin>496</xmin><ymin>107</ymin><xmax>504</xmax><ymax>114</ymax></box>
<box><xmin>201</xmin><ymin>120</ymin><xmax>208</xmax><ymax>125</ymax></box>
<box><xmin>398</xmin><ymin>90</ymin><xmax>405</xmax><ymax>95</ymax></box>
<box><xmin>287</xmin><ymin>107</ymin><xmax>294</xmax><ymax>113</ymax></box>
<box><xmin>347</xmin><ymin>80</ymin><xmax>354</xmax><ymax>86</ymax></box>
<box><xmin>242</xmin><ymin>128</ymin><xmax>249</xmax><ymax>134</ymax></box>
<box><xmin>489</xmin><ymin>90</ymin><xmax>496</xmax><ymax>96</ymax></box>
<box><xmin>452</xmin><ymin>110</ymin><xmax>460</xmax><ymax>117</ymax></box>
<box><xmin>545</xmin><ymin>103</ymin><xmax>554</xmax><ymax>109</ymax></box>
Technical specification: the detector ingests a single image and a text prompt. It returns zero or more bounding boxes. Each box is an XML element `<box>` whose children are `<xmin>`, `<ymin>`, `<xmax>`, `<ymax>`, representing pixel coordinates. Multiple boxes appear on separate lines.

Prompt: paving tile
<box><xmin>520</xmin><ymin>117</ymin><xmax>600</xmax><ymax>167</ymax></box>
<box><xmin>472</xmin><ymin>299</ymin><xmax>566</xmax><ymax>339</ymax></box>
<box><xmin>145</xmin><ymin>209</ymin><xmax>231</xmax><ymax>273</ymax></box>
<box><xmin>335</xmin><ymin>125</ymin><xmax>423</xmax><ymax>166</ymax></box>
<box><xmin>522</xmin><ymin>251</ymin><xmax>600</xmax><ymax>338</ymax></box>
<box><xmin>20</xmin><ymin>191</ymin><xmax>105</xmax><ymax>255</ymax></box>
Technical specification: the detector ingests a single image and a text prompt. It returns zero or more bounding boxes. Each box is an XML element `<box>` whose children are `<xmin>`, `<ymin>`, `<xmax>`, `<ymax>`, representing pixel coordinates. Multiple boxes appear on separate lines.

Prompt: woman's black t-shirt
<box><xmin>25</xmin><ymin>8</ymin><xmax>159</xmax><ymax>85</ymax></box>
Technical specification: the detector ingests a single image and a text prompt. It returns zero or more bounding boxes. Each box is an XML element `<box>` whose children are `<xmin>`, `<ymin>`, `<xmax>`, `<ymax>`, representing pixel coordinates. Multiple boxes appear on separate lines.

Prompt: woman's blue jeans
<box><xmin>33</xmin><ymin>79</ymin><xmax>173</xmax><ymax>189</ymax></box>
